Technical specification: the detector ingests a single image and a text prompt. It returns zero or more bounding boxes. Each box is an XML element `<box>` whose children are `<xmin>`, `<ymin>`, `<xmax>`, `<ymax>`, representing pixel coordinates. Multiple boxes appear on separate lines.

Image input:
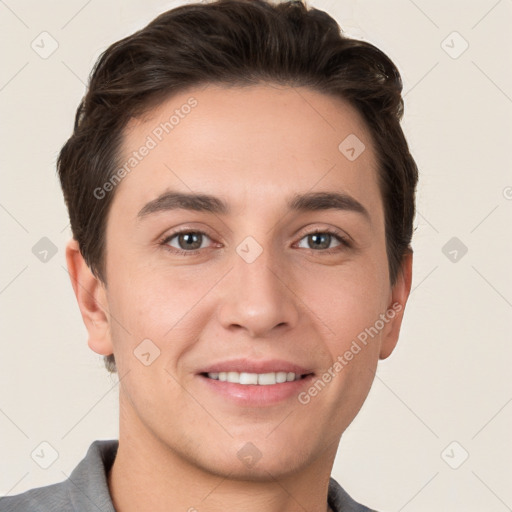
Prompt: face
<box><xmin>72</xmin><ymin>83</ymin><xmax>411</xmax><ymax>480</ymax></box>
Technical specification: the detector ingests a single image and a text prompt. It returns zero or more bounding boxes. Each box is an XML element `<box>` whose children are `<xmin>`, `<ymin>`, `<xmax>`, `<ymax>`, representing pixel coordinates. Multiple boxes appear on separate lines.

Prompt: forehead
<box><xmin>113</xmin><ymin>83</ymin><xmax>382</xmax><ymax>220</ymax></box>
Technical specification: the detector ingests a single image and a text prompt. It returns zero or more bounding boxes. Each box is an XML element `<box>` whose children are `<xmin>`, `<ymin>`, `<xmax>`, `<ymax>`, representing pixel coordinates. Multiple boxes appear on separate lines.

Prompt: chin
<box><xmin>196</xmin><ymin>437</ymin><xmax>316</xmax><ymax>482</ymax></box>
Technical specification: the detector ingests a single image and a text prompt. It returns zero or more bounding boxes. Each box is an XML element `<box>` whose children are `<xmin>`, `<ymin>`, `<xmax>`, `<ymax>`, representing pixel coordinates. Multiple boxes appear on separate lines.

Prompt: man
<box><xmin>1</xmin><ymin>0</ymin><xmax>417</xmax><ymax>510</ymax></box>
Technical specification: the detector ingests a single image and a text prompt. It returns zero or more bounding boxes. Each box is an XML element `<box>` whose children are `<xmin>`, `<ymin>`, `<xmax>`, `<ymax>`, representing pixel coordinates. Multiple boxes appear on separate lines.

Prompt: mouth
<box><xmin>196</xmin><ymin>359</ymin><xmax>315</xmax><ymax>407</ymax></box>
<box><xmin>200</xmin><ymin>371</ymin><xmax>312</xmax><ymax>385</ymax></box>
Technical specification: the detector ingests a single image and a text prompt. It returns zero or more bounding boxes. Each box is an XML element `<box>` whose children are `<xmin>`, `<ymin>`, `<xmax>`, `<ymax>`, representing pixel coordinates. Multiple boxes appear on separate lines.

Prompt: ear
<box><xmin>379</xmin><ymin>251</ymin><xmax>413</xmax><ymax>360</ymax></box>
<box><xmin>65</xmin><ymin>238</ymin><xmax>113</xmax><ymax>357</ymax></box>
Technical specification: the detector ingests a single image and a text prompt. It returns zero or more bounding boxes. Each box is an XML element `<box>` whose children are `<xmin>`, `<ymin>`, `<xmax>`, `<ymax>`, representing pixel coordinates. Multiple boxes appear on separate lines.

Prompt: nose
<box><xmin>216</xmin><ymin>245</ymin><xmax>300</xmax><ymax>338</ymax></box>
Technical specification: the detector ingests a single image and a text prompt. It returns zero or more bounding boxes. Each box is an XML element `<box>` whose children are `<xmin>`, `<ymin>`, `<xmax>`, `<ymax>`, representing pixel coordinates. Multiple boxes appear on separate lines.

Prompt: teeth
<box><xmin>239</xmin><ymin>372</ymin><xmax>258</xmax><ymax>385</ymax></box>
<box><xmin>276</xmin><ymin>371</ymin><xmax>287</xmax><ymax>383</ymax></box>
<box><xmin>208</xmin><ymin>371</ymin><xmax>302</xmax><ymax>385</ymax></box>
<box><xmin>258</xmin><ymin>372</ymin><xmax>276</xmax><ymax>385</ymax></box>
<box><xmin>227</xmin><ymin>371</ymin><xmax>239</xmax><ymax>383</ymax></box>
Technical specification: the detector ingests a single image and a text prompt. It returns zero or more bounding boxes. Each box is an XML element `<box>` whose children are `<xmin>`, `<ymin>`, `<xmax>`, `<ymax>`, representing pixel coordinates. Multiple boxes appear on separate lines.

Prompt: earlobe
<box><xmin>65</xmin><ymin>238</ymin><xmax>113</xmax><ymax>357</ymax></box>
<box><xmin>379</xmin><ymin>251</ymin><xmax>413</xmax><ymax>360</ymax></box>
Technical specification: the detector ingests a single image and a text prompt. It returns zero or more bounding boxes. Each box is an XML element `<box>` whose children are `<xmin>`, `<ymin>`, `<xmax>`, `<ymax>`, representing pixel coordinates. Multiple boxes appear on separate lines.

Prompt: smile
<box><xmin>205</xmin><ymin>371</ymin><xmax>305</xmax><ymax>385</ymax></box>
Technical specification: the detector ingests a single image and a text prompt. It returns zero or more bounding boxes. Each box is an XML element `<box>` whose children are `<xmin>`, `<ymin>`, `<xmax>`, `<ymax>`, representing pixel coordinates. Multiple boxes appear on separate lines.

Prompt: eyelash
<box><xmin>159</xmin><ymin>228</ymin><xmax>352</xmax><ymax>256</ymax></box>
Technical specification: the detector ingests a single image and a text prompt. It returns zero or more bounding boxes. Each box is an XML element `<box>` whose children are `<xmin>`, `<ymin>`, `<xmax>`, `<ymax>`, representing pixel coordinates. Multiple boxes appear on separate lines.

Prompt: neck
<box><xmin>108</xmin><ymin>399</ymin><xmax>336</xmax><ymax>512</ymax></box>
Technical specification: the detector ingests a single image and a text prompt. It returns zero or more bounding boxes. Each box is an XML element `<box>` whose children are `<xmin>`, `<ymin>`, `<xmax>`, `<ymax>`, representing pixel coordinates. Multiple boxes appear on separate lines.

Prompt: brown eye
<box><xmin>308</xmin><ymin>233</ymin><xmax>331</xmax><ymax>249</ymax></box>
<box><xmin>166</xmin><ymin>231</ymin><xmax>210</xmax><ymax>251</ymax></box>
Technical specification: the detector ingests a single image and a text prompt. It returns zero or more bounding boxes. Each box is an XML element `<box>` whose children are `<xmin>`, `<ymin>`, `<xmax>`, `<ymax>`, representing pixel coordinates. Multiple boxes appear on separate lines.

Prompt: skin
<box><xmin>66</xmin><ymin>83</ymin><xmax>412</xmax><ymax>512</ymax></box>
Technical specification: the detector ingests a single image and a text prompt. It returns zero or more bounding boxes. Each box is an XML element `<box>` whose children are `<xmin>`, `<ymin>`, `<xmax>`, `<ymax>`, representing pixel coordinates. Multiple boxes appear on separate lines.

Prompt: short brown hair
<box><xmin>58</xmin><ymin>0</ymin><xmax>418</xmax><ymax>373</ymax></box>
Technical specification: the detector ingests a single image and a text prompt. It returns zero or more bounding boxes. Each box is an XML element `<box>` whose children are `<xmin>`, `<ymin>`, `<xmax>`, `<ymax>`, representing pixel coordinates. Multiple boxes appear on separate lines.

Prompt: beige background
<box><xmin>1</xmin><ymin>0</ymin><xmax>511</xmax><ymax>510</ymax></box>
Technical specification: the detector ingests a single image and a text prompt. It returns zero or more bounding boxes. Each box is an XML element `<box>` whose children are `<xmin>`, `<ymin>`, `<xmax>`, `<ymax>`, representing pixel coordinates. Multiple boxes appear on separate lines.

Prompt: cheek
<box><xmin>105</xmin><ymin>271</ymin><xmax>209</xmax><ymax>411</ymax></box>
<box><xmin>105</xmin><ymin>266</ymin><xmax>217</xmax><ymax>358</ymax></box>
<box><xmin>301</xmin><ymin>257</ymin><xmax>388</xmax><ymax>341</ymax></box>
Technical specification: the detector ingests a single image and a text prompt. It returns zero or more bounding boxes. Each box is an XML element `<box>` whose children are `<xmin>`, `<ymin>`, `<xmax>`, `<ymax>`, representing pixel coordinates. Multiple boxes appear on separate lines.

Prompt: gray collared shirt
<box><xmin>0</xmin><ymin>440</ymin><xmax>377</xmax><ymax>511</ymax></box>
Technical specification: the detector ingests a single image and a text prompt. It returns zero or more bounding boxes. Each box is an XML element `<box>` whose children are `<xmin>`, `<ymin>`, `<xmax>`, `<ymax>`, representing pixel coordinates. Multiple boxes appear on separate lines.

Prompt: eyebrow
<box><xmin>137</xmin><ymin>190</ymin><xmax>370</xmax><ymax>221</ymax></box>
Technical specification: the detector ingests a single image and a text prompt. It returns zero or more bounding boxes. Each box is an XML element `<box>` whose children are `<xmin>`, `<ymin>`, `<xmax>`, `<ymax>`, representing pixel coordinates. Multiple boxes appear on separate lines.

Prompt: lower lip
<box><xmin>197</xmin><ymin>374</ymin><xmax>315</xmax><ymax>407</ymax></box>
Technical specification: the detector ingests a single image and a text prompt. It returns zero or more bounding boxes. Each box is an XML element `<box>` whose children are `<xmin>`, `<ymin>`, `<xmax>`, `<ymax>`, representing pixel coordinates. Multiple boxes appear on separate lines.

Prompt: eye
<box><xmin>163</xmin><ymin>231</ymin><xmax>212</xmax><ymax>252</ymax></box>
<box><xmin>160</xmin><ymin>228</ymin><xmax>350</xmax><ymax>256</ymax></box>
<box><xmin>296</xmin><ymin>230</ymin><xmax>350</xmax><ymax>252</ymax></box>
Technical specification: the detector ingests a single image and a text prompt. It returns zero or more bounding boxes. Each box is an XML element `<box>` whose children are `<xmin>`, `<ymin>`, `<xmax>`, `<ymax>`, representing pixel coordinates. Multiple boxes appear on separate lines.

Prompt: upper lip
<box><xmin>198</xmin><ymin>358</ymin><xmax>314</xmax><ymax>375</ymax></box>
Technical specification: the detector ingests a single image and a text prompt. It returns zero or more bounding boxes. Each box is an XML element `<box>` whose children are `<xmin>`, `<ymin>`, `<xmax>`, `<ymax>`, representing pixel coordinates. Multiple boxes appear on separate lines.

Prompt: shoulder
<box><xmin>0</xmin><ymin>480</ymin><xmax>70</xmax><ymax>512</ymax></box>
<box><xmin>0</xmin><ymin>440</ymin><xmax>118</xmax><ymax>512</ymax></box>
<box><xmin>328</xmin><ymin>476</ymin><xmax>379</xmax><ymax>512</ymax></box>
